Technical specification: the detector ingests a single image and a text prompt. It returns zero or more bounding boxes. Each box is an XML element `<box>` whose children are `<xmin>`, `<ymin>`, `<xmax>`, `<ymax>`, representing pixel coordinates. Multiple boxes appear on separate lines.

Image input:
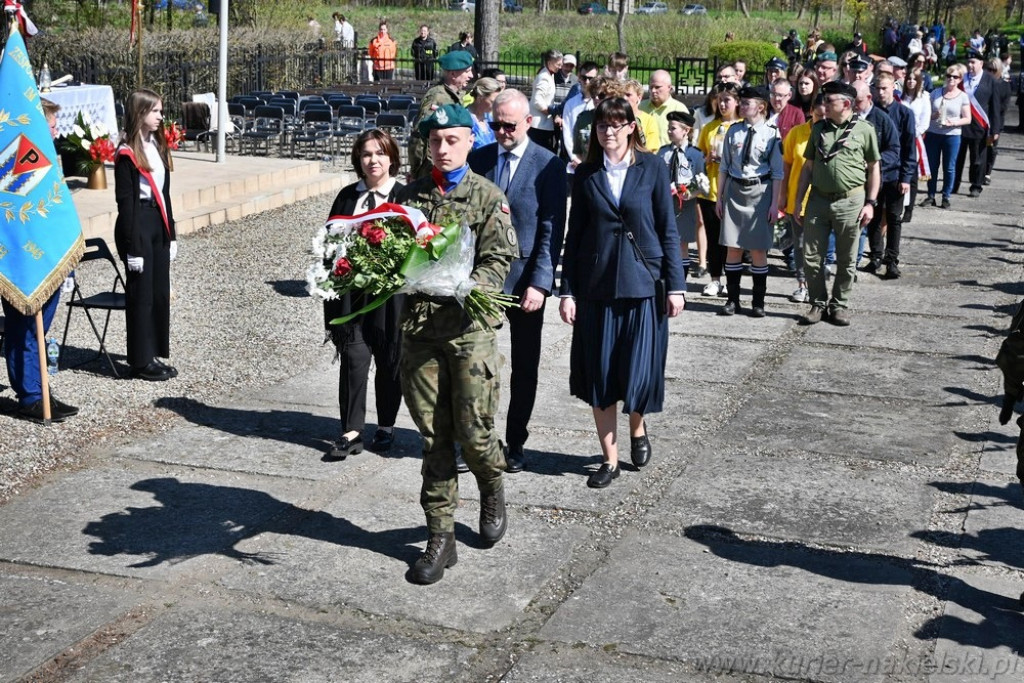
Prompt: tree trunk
<box><xmin>737</xmin><ymin>0</ymin><xmax>751</xmax><ymax>18</ymax></box>
<box><xmin>796</xmin><ymin>0</ymin><xmax>806</xmax><ymax>20</ymax></box>
<box><xmin>476</xmin><ymin>0</ymin><xmax>500</xmax><ymax>70</ymax></box>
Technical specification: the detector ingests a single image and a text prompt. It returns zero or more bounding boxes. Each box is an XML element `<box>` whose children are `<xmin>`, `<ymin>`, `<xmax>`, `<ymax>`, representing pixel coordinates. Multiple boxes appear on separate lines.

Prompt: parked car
<box><xmin>578</xmin><ymin>2</ymin><xmax>610</xmax><ymax>14</ymax></box>
<box><xmin>503</xmin><ymin>0</ymin><xmax>524</xmax><ymax>12</ymax></box>
<box><xmin>636</xmin><ymin>2</ymin><xmax>669</xmax><ymax>14</ymax></box>
<box><xmin>154</xmin><ymin>0</ymin><xmax>203</xmax><ymax>8</ymax></box>
<box><xmin>449</xmin><ymin>0</ymin><xmax>476</xmax><ymax>11</ymax></box>
<box><xmin>680</xmin><ymin>3</ymin><xmax>708</xmax><ymax>14</ymax></box>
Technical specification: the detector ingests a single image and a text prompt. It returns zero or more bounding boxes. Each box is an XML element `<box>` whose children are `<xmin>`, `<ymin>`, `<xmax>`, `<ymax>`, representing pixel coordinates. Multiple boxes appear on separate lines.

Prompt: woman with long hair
<box><xmin>322</xmin><ymin>129</ymin><xmax>406</xmax><ymax>459</ymax></box>
<box><xmin>792</xmin><ymin>71</ymin><xmax>820</xmax><ymax>118</ymax></box>
<box><xmin>114</xmin><ymin>89</ymin><xmax>177</xmax><ymax>382</ymax></box>
<box><xmin>921</xmin><ymin>63</ymin><xmax>971</xmax><ymax>209</ymax></box>
<box><xmin>558</xmin><ymin>98</ymin><xmax>686</xmax><ymax>489</ymax></box>
<box><xmin>696</xmin><ymin>81</ymin><xmax>741</xmax><ymax>298</ymax></box>
<box><xmin>901</xmin><ymin>69</ymin><xmax>931</xmax><ymax>221</ymax></box>
<box><xmin>467</xmin><ymin>77</ymin><xmax>502</xmax><ymax>150</ymax></box>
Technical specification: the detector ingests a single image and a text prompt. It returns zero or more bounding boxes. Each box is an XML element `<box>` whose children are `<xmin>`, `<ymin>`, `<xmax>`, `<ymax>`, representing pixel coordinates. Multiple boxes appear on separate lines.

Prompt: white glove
<box><xmin>169</xmin><ymin>241</ymin><xmax>178</xmax><ymax>262</ymax></box>
<box><xmin>127</xmin><ymin>255</ymin><xmax>144</xmax><ymax>273</ymax></box>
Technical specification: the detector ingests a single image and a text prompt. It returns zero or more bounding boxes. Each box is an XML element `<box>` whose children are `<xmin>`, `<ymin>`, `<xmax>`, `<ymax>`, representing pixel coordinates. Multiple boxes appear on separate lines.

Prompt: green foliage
<box><xmin>707</xmin><ymin>40</ymin><xmax>785</xmax><ymax>70</ymax></box>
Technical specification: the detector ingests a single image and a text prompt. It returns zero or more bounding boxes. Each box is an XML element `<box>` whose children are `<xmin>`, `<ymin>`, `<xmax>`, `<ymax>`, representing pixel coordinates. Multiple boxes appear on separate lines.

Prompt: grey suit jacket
<box><xmin>468</xmin><ymin>141</ymin><xmax>567</xmax><ymax>296</ymax></box>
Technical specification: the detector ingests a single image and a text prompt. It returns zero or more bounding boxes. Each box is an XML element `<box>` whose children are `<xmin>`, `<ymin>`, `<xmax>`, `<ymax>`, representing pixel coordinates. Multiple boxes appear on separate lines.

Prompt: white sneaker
<box><xmin>702</xmin><ymin>280</ymin><xmax>723</xmax><ymax>297</ymax></box>
<box><xmin>790</xmin><ymin>286</ymin><xmax>809</xmax><ymax>303</ymax></box>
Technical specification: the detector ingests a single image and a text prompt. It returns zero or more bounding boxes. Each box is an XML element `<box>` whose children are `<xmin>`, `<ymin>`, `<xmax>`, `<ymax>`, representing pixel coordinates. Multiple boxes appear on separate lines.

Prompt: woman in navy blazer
<box><xmin>558</xmin><ymin>98</ymin><xmax>686</xmax><ymax>489</ymax></box>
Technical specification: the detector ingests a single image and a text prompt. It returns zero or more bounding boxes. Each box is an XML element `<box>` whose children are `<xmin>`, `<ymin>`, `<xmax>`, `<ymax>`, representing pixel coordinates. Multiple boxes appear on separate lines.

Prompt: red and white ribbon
<box><xmin>3</xmin><ymin>0</ymin><xmax>38</xmax><ymax>37</ymax></box>
<box><xmin>324</xmin><ymin>202</ymin><xmax>440</xmax><ymax>244</ymax></box>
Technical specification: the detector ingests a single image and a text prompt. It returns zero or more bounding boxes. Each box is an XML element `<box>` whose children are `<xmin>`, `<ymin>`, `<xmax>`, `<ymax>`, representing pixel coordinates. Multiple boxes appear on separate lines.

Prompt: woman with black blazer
<box><xmin>558</xmin><ymin>98</ymin><xmax>686</xmax><ymax>489</ymax></box>
<box><xmin>323</xmin><ymin>129</ymin><xmax>406</xmax><ymax>460</ymax></box>
<box><xmin>114</xmin><ymin>89</ymin><xmax>177</xmax><ymax>381</ymax></box>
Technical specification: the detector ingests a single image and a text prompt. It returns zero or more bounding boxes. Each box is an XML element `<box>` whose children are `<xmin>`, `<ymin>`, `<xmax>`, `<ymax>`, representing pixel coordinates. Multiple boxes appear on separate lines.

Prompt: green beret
<box><xmin>439</xmin><ymin>51</ymin><xmax>474</xmax><ymax>71</ymax></box>
<box><xmin>418</xmin><ymin>104</ymin><xmax>474</xmax><ymax>137</ymax></box>
<box><xmin>816</xmin><ymin>51</ymin><xmax>838</xmax><ymax>63</ymax></box>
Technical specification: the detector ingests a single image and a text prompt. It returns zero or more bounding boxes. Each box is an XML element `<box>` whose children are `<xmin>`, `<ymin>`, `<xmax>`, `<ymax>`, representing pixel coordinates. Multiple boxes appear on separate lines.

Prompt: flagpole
<box><xmin>136</xmin><ymin>1</ymin><xmax>143</xmax><ymax>88</ymax></box>
<box><xmin>35</xmin><ymin>313</ymin><xmax>53</xmax><ymax>423</ymax></box>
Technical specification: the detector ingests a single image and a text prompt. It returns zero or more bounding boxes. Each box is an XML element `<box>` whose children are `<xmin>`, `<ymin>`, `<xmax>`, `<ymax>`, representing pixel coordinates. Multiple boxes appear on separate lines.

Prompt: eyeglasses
<box><xmin>945</xmin><ymin>73</ymin><xmax>961</xmax><ymax>79</ymax></box>
<box><xmin>488</xmin><ymin>116</ymin><xmax>527</xmax><ymax>133</ymax></box>
<box><xmin>595</xmin><ymin>121</ymin><xmax>630</xmax><ymax>134</ymax></box>
<box><xmin>579</xmin><ymin>75</ymin><xmax>594</xmax><ymax>82</ymax></box>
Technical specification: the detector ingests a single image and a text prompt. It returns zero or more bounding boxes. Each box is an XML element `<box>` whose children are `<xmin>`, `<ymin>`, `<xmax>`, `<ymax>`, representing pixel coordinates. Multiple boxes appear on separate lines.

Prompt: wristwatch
<box><xmin>864</xmin><ymin>198</ymin><xmax>878</xmax><ymax>207</ymax></box>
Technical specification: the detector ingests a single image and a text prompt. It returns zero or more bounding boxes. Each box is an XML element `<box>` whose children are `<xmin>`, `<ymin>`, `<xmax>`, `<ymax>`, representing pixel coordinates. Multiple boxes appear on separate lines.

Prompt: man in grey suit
<box><xmin>469</xmin><ymin>89</ymin><xmax>567</xmax><ymax>472</ymax></box>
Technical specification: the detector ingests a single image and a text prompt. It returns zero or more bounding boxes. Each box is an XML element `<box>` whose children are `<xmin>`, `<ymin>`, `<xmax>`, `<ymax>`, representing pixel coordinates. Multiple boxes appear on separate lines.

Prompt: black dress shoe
<box><xmin>587</xmin><ymin>462</ymin><xmax>620</xmax><ymax>488</ymax></box>
<box><xmin>369</xmin><ymin>429</ymin><xmax>394</xmax><ymax>452</ymax></box>
<box><xmin>153</xmin><ymin>359</ymin><xmax>178</xmax><ymax>378</ymax></box>
<box><xmin>16</xmin><ymin>400</ymin><xmax>66</xmax><ymax>424</ymax></box>
<box><xmin>130</xmin><ymin>362</ymin><xmax>172</xmax><ymax>381</ymax></box>
<box><xmin>326</xmin><ymin>434</ymin><xmax>363</xmax><ymax>461</ymax></box>
<box><xmin>968</xmin><ymin>188</ymin><xmax>981</xmax><ymax>198</ymax></box>
<box><xmin>50</xmin><ymin>396</ymin><xmax>79</xmax><ymax>419</ymax></box>
<box><xmin>860</xmin><ymin>259</ymin><xmax>881</xmax><ymax>274</ymax></box>
<box><xmin>410</xmin><ymin>532</ymin><xmax>457</xmax><ymax>585</ymax></box>
<box><xmin>504</xmin><ymin>443</ymin><xmax>525</xmax><ymax>473</ymax></box>
<box><xmin>882</xmin><ymin>262</ymin><xmax>901</xmax><ymax>280</ymax></box>
<box><xmin>479</xmin><ymin>487</ymin><xmax>507</xmax><ymax>545</ymax></box>
<box><xmin>749</xmin><ymin>306</ymin><xmax>766</xmax><ymax>318</ymax></box>
<box><xmin>718</xmin><ymin>300</ymin><xmax>740</xmax><ymax>316</ymax></box>
<box><xmin>630</xmin><ymin>433</ymin><xmax>651</xmax><ymax>467</ymax></box>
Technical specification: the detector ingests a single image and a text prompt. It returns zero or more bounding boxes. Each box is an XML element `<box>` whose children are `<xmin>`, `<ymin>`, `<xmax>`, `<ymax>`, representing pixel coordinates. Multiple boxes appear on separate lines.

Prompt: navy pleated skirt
<box><xmin>569</xmin><ymin>297</ymin><xmax>668</xmax><ymax>414</ymax></box>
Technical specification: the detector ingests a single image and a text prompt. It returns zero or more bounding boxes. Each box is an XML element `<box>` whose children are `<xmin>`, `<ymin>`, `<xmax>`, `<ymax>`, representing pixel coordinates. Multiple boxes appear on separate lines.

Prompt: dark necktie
<box><xmin>365</xmin><ymin>190</ymin><xmax>376</xmax><ymax>210</ymax></box>
<box><xmin>740</xmin><ymin>125</ymin><xmax>755</xmax><ymax>168</ymax></box>
<box><xmin>669</xmin><ymin>148</ymin><xmax>680</xmax><ymax>183</ymax></box>
<box><xmin>497</xmin><ymin>152</ymin><xmax>512</xmax><ymax>193</ymax></box>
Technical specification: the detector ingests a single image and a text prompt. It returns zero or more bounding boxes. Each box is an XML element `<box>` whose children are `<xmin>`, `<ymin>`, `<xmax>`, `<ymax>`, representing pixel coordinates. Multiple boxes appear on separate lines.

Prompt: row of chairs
<box><xmin>235</xmin><ymin>104</ymin><xmax>412</xmax><ymax>158</ymax></box>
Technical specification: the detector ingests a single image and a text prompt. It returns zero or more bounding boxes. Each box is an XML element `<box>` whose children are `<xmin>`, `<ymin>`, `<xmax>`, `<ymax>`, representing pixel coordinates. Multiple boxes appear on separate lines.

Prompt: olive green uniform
<box><xmin>397</xmin><ymin>170</ymin><xmax>517</xmax><ymax>535</ymax></box>
<box><xmin>802</xmin><ymin>117</ymin><xmax>879</xmax><ymax>310</ymax></box>
<box><xmin>408</xmin><ymin>83</ymin><xmax>463</xmax><ymax>179</ymax></box>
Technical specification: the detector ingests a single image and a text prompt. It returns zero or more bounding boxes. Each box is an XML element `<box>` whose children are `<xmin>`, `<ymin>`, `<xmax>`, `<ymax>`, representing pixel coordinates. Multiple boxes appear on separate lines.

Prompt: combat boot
<box><xmin>479</xmin><ymin>487</ymin><xmax>507</xmax><ymax>546</ymax></box>
<box><xmin>410</xmin><ymin>532</ymin><xmax>457</xmax><ymax>585</ymax></box>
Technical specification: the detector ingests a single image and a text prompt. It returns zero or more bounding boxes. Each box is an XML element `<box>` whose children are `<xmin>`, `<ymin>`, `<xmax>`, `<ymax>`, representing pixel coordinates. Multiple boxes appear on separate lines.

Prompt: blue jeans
<box><xmin>925</xmin><ymin>132</ymin><xmax>961</xmax><ymax>200</ymax></box>
<box><xmin>2</xmin><ymin>290</ymin><xmax>61</xmax><ymax>406</ymax></box>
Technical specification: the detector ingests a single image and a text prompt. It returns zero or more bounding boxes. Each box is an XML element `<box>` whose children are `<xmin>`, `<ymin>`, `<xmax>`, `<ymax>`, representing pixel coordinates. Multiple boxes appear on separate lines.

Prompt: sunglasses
<box><xmin>488</xmin><ymin>117</ymin><xmax>526</xmax><ymax>133</ymax></box>
<box><xmin>945</xmin><ymin>73</ymin><xmax>961</xmax><ymax>79</ymax></box>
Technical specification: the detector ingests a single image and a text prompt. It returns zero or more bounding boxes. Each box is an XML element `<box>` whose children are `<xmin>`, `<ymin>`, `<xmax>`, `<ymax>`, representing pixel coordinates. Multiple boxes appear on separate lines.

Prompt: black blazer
<box><xmin>113</xmin><ymin>153</ymin><xmax>176</xmax><ymax>260</ymax></box>
<box><xmin>559</xmin><ymin>152</ymin><xmax>685</xmax><ymax>301</ymax></box>
<box><xmin>963</xmin><ymin>71</ymin><xmax>1003</xmax><ymax>138</ymax></box>
<box><xmin>468</xmin><ymin>141</ymin><xmax>567</xmax><ymax>296</ymax></box>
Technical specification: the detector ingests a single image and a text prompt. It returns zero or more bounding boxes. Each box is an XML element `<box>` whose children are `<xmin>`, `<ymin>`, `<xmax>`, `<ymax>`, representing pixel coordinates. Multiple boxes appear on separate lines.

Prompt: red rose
<box><xmin>359</xmin><ymin>222</ymin><xmax>387</xmax><ymax>246</ymax></box>
<box><xmin>332</xmin><ymin>257</ymin><xmax>352</xmax><ymax>277</ymax></box>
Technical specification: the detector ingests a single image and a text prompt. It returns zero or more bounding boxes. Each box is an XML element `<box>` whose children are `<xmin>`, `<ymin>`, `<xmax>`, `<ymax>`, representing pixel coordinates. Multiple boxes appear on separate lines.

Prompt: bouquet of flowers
<box><xmin>306</xmin><ymin>203</ymin><xmax>516</xmax><ymax>326</ymax></box>
<box><xmin>59</xmin><ymin>110</ymin><xmax>114</xmax><ymax>175</ymax></box>
<box><xmin>164</xmin><ymin>120</ymin><xmax>186</xmax><ymax>150</ymax></box>
<box><xmin>670</xmin><ymin>171</ymin><xmax>711</xmax><ymax>209</ymax></box>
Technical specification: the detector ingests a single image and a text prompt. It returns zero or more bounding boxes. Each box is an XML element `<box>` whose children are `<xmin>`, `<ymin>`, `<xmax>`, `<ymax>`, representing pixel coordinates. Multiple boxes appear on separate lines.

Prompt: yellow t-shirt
<box><xmin>635</xmin><ymin>110</ymin><xmax>661</xmax><ymax>153</ymax></box>
<box><xmin>782</xmin><ymin>120</ymin><xmax>813</xmax><ymax>215</ymax></box>
<box><xmin>697</xmin><ymin>118</ymin><xmax>738</xmax><ymax>203</ymax></box>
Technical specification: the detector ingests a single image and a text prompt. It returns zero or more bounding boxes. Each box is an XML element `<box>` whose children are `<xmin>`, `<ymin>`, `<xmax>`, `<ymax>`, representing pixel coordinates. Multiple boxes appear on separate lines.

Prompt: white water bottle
<box><xmin>46</xmin><ymin>338</ymin><xmax>59</xmax><ymax>375</ymax></box>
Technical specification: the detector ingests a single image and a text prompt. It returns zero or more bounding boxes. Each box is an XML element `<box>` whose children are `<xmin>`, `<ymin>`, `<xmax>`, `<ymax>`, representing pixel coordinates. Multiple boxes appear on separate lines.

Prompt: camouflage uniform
<box><xmin>408</xmin><ymin>83</ymin><xmax>463</xmax><ymax>180</ymax></box>
<box><xmin>397</xmin><ymin>171</ymin><xmax>517</xmax><ymax>535</ymax></box>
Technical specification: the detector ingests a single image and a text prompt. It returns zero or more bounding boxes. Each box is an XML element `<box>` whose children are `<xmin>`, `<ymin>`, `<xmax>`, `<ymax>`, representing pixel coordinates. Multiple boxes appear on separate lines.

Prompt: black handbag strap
<box><xmin>625</xmin><ymin>230</ymin><xmax>658</xmax><ymax>286</ymax></box>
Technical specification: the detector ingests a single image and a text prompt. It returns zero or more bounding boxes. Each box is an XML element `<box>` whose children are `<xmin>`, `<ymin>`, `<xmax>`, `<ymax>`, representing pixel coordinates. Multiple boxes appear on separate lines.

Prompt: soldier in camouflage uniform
<box><xmin>408</xmin><ymin>51</ymin><xmax>475</xmax><ymax>180</ymax></box>
<box><xmin>397</xmin><ymin>104</ymin><xmax>518</xmax><ymax>585</ymax></box>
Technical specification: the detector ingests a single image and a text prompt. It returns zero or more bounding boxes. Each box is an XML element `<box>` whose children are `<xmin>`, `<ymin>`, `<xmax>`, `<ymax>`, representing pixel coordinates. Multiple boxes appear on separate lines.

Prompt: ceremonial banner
<box><xmin>0</xmin><ymin>30</ymin><xmax>84</xmax><ymax>315</ymax></box>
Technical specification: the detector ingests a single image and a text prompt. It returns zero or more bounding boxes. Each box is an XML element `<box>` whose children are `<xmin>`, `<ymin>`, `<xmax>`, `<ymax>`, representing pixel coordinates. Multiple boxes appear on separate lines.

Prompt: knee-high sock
<box><xmin>724</xmin><ymin>262</ymin><xmax>743</xmax><ymax>304</ymax></box>
<box><xmin>751</xmin><ymin>265</ymin><xmax>769</xmax><ymax>308</ymax></box>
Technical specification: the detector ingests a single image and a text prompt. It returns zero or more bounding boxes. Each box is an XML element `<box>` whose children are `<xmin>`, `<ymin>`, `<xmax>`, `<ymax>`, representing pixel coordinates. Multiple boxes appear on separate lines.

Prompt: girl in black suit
<box><xmin>114</xmin><ymin>89</ymin><xmax>177</xmax><ymax>381</ymax></box>
<box><xmin>558</xmin><ymin>98</ymin><xmax>686</xmax><ymax>489</ymax></box>
<box><xmin>323</xmin><ymin>130</ymin><xmax>405</xmax><ymax>460</ymax></box>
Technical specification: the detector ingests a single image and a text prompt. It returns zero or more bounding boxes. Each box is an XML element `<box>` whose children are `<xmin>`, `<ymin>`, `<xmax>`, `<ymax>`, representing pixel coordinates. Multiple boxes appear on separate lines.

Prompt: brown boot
<box><xmin>479</xmin><ymin>487</ymin><xmax>507</xmax><ymax>546</ymax></box>
<box><xmin>410</xmin><ymin>532</ymin><xmax>457</xmax><ymax>585</ymax></box>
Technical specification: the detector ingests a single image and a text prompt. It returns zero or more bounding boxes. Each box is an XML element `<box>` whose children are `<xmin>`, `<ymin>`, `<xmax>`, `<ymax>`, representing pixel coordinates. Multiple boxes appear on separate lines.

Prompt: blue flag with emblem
<box><xmin>0</xmin><ymin>29</ymin><xmax>84</xmax><ymax>316</ymax></box>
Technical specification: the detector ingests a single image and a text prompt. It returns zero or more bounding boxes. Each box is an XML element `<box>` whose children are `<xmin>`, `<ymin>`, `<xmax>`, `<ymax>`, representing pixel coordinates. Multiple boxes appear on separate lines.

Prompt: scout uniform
<box><xmin>408</xmin><ymin>51</ymin><xmax>474</xmax><ymax>179</ymax></box>
<box><xmin>396</xmin><ymin>105</ymin><xmax>517</xmax><ymax>584</ymax></box>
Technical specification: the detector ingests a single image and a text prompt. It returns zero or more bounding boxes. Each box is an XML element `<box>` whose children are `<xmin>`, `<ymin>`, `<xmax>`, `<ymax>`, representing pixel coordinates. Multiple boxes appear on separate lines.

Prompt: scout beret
<box><xmin>964</xmin><ymin>47</ymin><xmax>983</xmax><ymax>60</ymax></box>
<box><xmin>418</xmin><ymin>103</ymin><xmax>474</xmax><ymax>137</ymax></box>
<box><xmin>816</xmin><ymin>51</ymin><xmax>838</xmax><ymax>63</ymax></box>
<box><xmin>666</xmin><ymin>110</ymin><xmax>695</xmax><ymax>127</ymax></box>
<box><xmin>439</xmin><ymin>51</ymin><xmax>474</xmax><ymax>71</ymax></box>
<box><xmin>738</xmin><ymin>84</ymin><xmax>770</xmax><ymax>102</ymax></box>
<box><xmin>766</xmin><ymin>57</ymin><xmax>788</xmax><ymax>71</ymax></box>
<box><xmin>848</xmin><ymin>56</ymin><xmax>870</xmax><ymax>72</ymax></box>
<box><xmin>820</xmin><ymin>80</ymin><xmax>857</xmax><ymax>98</ymax></box>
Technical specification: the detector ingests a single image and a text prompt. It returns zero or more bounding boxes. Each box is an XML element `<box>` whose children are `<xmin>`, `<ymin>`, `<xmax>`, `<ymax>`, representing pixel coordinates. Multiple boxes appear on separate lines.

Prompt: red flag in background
<box><xmin>3</xmin><ymin>0</ymin><xmax>39</xmax><ymax>37</ymax></box>
<box><xmin>129</xmin><ymin>0</ymin><xmax>140</xmax><ymax>46</ymax></box>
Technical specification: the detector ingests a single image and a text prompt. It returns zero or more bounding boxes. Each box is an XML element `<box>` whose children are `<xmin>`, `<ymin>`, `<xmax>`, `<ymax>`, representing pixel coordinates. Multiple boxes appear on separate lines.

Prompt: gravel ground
<box><xmin>0</xmin><ymin>194</ymin><xmax>342</xmax><ymax>503</ymax></box>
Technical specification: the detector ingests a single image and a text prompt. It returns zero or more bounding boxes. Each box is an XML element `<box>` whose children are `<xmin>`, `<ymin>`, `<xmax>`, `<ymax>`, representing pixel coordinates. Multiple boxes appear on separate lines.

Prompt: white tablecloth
<box><xmin>45</xmin><ymin>84</ymin><xmax>120</xmax><ymax>139</ymax></box>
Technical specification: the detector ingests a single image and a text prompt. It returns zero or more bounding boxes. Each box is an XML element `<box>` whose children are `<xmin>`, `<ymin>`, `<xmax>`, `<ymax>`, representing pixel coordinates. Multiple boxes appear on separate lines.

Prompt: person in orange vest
<box><xmin>368</xmin><ymin>20</ymin><xmax>397</xmax><ymax>81</ymax></box>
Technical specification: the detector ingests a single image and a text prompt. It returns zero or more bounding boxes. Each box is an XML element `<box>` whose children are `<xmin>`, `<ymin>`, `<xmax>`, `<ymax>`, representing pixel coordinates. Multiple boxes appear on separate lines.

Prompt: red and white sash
<box><xmin>116</xmin><ymin>145</ymin><xmax>171</xmax><ymax>238</ymax></box>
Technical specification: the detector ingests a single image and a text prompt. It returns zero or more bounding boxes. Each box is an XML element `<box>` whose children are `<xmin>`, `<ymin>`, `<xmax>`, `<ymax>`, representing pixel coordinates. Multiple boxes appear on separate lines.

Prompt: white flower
<box><xmin>72</xmin><ymin>124</ymin><xmax>86</xmax><ymax>139</ymax></box>
<box><xmin>311</xmin><ymin>230</ymin><xmax>327</xmax><ymax>258</ymax></box>
<box><xmin>93</xmin><ymin>122</ymin><xmax>108</xmax><ymax>138</ymax></box>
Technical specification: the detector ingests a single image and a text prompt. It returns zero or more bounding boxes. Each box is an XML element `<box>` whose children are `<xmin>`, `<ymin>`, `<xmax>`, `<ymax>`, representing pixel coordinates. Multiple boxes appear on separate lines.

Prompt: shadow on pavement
<box><xmin>266</xmin><ymin>279</ymin><xmax>309</xmax><ymax>298</ymax></box>
<box><xmin>684</xmin><ymin>524</ymin><xmax>1024</xmax><ymax>654</ymax></box>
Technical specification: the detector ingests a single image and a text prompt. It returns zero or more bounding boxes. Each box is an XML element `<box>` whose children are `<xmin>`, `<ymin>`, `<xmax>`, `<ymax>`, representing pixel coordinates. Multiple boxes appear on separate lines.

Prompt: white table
<box><xmin>45</xmin><ymin>84</ymin><xmax>120</xmax><ymax>139</ymax></box>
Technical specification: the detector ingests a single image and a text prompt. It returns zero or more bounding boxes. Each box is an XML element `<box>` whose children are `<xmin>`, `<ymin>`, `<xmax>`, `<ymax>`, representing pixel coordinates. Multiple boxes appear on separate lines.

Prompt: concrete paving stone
<box><xmin>838</xmin><ymin>283</ymin><xmax>1015</xmax><ymax>319</ymax></box>
<box><xmin>767</xmin><ymin>345</ymin><xmax>996</xmax><ymax>402</ymax></box>
<box><xmin>798</xmin><ymin>311</ymin><xmax>999</xmax><ymax>357</ymax></box>
<box><xmin>504</xmin><ymin>645</ymin><xmax>765</xmax><ymax>682</ymax></box>
<box><xmin>657</xmin><ymin>449</ymin><xmax>936</xmax><ymax>554</ymax></box>
<box><xmin>0</xmin><ymin>573</ymin><xmax>135</xmax><ymax>683</ymax></box>
<box><xmin>715</xmin><ymin>388</ymin><xmax>961</xmax><ymax>466</ymax></box>
<box><xmin>0</xmin><ymin>464</ymin><xmax>318</xmax><ymax>579</ymax></box>
<box><xmin>950</xmin><ymin>475</ymin><xmax>1024</xmax><ymax>572</ymax></box>
<box><xmin>977</xmin><ymin>418</ymin><xmax>1023</xmax><ymax>476</ymax></box>
<box><xmin>217</xmin><ymin>490</ymin><xmax>590</xmax><ymax>633</ymax></box>
<box><xmin>668</xmin><ymin>306</ymin><xmax>796</xmax><ymax>341</ymax></box>
<box><xmin>927</xmin><ymin>573</ymin><xmax>1024</xmax><ymax>683</ymax></box>
<box><xmin>67</xmin><ymin>604</ymin><xmax>476</xmax><ymax>683</ymax></box>
<box><xmin>539</xmin><ymin>531</ymin><xmax>912</xmax><ymax>683</ymax></box>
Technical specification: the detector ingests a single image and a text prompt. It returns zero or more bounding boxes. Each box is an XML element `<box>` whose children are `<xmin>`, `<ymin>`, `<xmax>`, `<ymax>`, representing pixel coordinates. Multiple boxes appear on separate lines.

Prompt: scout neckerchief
<box><xmin>115</xmin><ymin>145</ymin><xmax>171</xmax><ymax>238</ymax></box>
<box><xmin>430</xmin><ymin>164</ymin><xmax>469</xmax><ymax>196</ymax></box>
<box><xmin>815</xmin><ymin>113</ymin><xmax>860</xmax><ymax>163</ymax></box>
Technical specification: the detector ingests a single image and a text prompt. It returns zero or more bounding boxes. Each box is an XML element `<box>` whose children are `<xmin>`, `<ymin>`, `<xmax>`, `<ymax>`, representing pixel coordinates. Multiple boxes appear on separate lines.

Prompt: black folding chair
<box><xmin>59</xmin><ymin>238</ymin><xmax>127</xmax><ymax>377</ymax></box>
<box><xmin>241</xmin><ymin>105</ymin><xmax>286</xmax><ymax>155</ymax></box>
<box><xmin>291</xmin><ymin>107</ymin><xmax>335</xmax><ymax>158</ymax></box>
